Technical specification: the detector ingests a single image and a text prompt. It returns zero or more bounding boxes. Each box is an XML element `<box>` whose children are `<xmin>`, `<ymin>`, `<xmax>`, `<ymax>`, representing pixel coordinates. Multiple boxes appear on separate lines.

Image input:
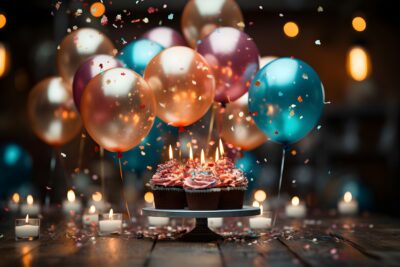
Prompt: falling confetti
<box><xmin>315</xmin><ymin>40</ymin><xmax>321</xmax><ymax>45</ymax></box>
<box><xmin>317</xmin><ymin>6</ymin><xmax>324</xmax><ymax>12</ymax></box>
<box><xmin>167</xmin><ymin>13</ymin><xmax>174</xmax><ymax>20</ymax></box>
<box><xmin>61</xmin><ymin>152</ymin><xmax>66</xmax><ymax>158</ymax></box>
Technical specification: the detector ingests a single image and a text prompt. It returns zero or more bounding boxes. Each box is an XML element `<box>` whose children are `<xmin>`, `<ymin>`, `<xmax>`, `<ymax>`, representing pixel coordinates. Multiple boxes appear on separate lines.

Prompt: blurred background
<box><xmin>0</xmin><ymin>0</ymin><xmax>399</xmax><ymax>216</ymax></box>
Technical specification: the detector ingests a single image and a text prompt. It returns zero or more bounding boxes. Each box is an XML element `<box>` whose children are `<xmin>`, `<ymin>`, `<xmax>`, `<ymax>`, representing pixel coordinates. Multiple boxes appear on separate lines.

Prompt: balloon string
<box><xmin>100</xmin><ymin>147</ymin><xmax>105</xmax><ymax>201</ymax></box>
<box><xmin>45</xmin><ymin>149</ymin><xmax>57</xmax><ymax>207</ymax></box>
<box><xmin>272</xmin><ymin>146</ymin><xmax>286</xmax><ymax>227</ymax></box>
<box><xmin>118</xmin><ymin>157</ymin><xmax>131</xmax><ymax>222</ymax></box>
<box><xmin>57</xmin><ymin>147</ymin><xmax>70</xmax><ymax>190</ymax></box>
<box><xmin>205</xmin><ymin>103</ymin><xmax>217</xmax><ymax>156</ymax></box>
<box><xmin>77</xmin><ymin>131</ymin><xmax>86</xmax><ymax>173</ymax></box>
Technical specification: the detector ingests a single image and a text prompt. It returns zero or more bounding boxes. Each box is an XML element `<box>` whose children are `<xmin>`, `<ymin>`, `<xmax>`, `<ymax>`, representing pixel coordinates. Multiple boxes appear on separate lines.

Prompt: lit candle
<box><xmin>219</xmin><ymin>139</ymin><xmax>225</xmax><ymax>157</ymax></box>
<box><xmin>208</xmin><ymin>218</ymin><xmax>223</xmax><ymax>229</ymax></box>
<box><xmin>82</xmin><ymin>205</ymin><xmax>99</xmax><ymax>226</ymax></box>
<box><xmin>88</xmin><ymin>191</ymin><xmax>108</xmax><ymax>212</ymax></box>
<box><xmin>189</xmin><ymin>144</ymin><xmax>193</xmax><ymax>160</ymax></box>
<box><xmin>338</xmin><ymin>192</ymin><xmax>358</xmax><ymax>216</ymax></box>
<box><xmin>215</xmin><ymin>147</ymin><xmax>219</xmax><ymax>162</ymax></box>
<box><xmin>254</xmin><ymin>190</ymin><xmax>269</xmax><ymax>211</ymax></box>
<box><xmin>20</xmin><ymin>195</ymin><xmax>40</xmax><ymax>216</ymax></box>
<box><xmin>99</xmin><ymin>209</ymin><xmax>122</xmax><ymax>235</ymax></box>
<box><xmin>8</xmin><ymin>193</ymin><xmax>20</xmax><ymax>212</ymax></box>
<box><xmin>200</xmin><ymin>149</ymin><xmax>205</xmax><ymax>165</ymax></box>
<box><xmin>62</xmin><ymin>190</ymin><xmax>82</xmax><ymax>214</ymax></box>
<box><xmin>169</xmin><ymin>144</ymin><xmax>173</xmax><ymax>160</ymax></box>
<box><xmin>249</xmin><ymin>204</ymin><xmax>271</xmax><ymax>229</ymax></box>
<box><xmin>15</xmin><ymin>214</ymin><xmax>40</xmax><ymax>240</ymax></box>
<box><xmin>285</xmin><ymin>196</ymin><xmax>306</xmax><ymax>218</ymax></box>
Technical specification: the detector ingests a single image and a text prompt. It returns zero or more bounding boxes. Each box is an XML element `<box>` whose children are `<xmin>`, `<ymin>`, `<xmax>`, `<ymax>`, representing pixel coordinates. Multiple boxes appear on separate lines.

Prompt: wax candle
<box><xmin>338</xmin><ymin>192</ymin><xmax>358</xmax><ymax>216</ymax></box>
<box><xmin>15</xmin><ymin>215</ymin><xmax>40</xmax><ymax>240</ymax></box>
<box><xmin>148</xmin><ymin>216</ymin><xmax>170</xmax><ymax>226</ymax></box>
<box><xmin>249</xmin><ymin>203</ymin><xmax>271</xmax><ymax>229</ymax></box>
<box><xmin>99</xmin><ymin>209</ymin><xmax>122</xmax><ymax>235</ymax></box>
<box><xmin>8</xmin><ymin>193</ymin><xmax>20</xmax><ymax>212</ymax></box>
<box><xmin>82</xmin><ymin>205</ymin><xmax>99</xmax><ymax>226</ymax></box>
<box><xmin>208</xmin><ymin>218</ymin><xmax>223</xmax><ymax>229</ymax></box>
<box><xmin>20</xmin><ymin>195</ymin><xmax>40</xmax><ymax>216</ymax></box>
<box><xmin>62</xmin><ymin>190</ymin><xmax>82</xmax><ymax>214</ymax></box>
<box><xmin>285</xmin><ymin>196</ymin><xmax>306</xmax><ymax>218</ymax></box>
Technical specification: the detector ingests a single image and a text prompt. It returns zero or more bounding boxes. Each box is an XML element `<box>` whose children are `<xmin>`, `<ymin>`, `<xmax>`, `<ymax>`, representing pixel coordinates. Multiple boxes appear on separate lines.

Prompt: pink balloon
<box><xmin>72</xmin><ymin>55</ymin><xmax>123</xmax><ymax>112</ymax></box>
<box><xmin>197</xmin><ymin>27</ymin><xmax>259</xmax><ymax>104</ymax></box>
<box><xmin>142</xmin><ymin>27</ymin><xmax>187</xmax><ymax>48</ymax></box>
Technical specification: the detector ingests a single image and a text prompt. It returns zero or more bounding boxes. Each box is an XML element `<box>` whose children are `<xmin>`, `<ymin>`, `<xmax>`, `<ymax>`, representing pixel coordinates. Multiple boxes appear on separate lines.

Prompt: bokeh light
<box><xmin>283</xmin><ymin>22</ymin><xmax>299</xmax><ymax>38</ymax></box>
<box><xmin>0</xmin><ymin>42</ymin><xmax>10</xmax><ymax>78</ymax></box>
<box><xmin>90</xmin><ymin>2</ymin><xmax>106</xmax><ymax>17</ymax></box>
<box><xmin>352</xmin><ymin>16</ymin><xmax>367</xmax><ymax>32</ymax></box>
<box><xmin>346</xmin><ymin>46</ymin><xmax>371</xmax><ymax>81</ymax></box>
<box><xmin>254</xmin><ymin>190</ymin><xmax>267</xmax><ymax>202</ymax></box>
<box><xmin>0</xmin><ymin>14</ymin><xmax>6</xmax><ymax>29</ymax></box>
<box><xmin>144</xmin><ymin>192</ymin><xmax>154</xmax><ymax>204</ymax></box>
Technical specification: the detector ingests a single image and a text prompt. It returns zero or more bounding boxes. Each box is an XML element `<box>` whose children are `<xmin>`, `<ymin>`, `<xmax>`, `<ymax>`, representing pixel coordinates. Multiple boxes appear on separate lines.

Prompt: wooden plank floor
<box><xmin>1</xmin><ymin>212</ymin><xmax>399</xmax><ymax>267</ymax></box>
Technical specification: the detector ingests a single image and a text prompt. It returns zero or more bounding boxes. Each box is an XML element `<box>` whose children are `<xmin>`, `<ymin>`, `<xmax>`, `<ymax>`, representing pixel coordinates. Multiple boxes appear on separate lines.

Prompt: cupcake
<box><xmin>215</xmin><ymin>157</ymin><xmax>248</xmax><ymax>209</ymax></box>
<box><xmin>184</xmin><ymin>158</ymin><xmax>200</xmax><ymax>177</ymax></box>
<box><xmin>150</xmin><ymin>159</ymin><xmax>187</xmax><ymax>209</ymax></box>
<box><xmin>183</xmin><ymin>171</ymin><xmax>220</xmax><ymax>210</ymax></box>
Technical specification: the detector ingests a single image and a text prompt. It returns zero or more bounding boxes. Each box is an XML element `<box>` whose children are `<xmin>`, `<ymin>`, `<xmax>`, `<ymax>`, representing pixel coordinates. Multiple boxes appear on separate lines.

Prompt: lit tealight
<box><xmin>338</xmin><ymin>191</ymin><xmax>358</xmax><ymax>216</ymax></box>
<box><xmin>67</xmin><ymin>190</ymin><xmax>75</xmax><ymax>202</ymax></box>
<box><xmin>252</xmin><ymin>201</ymin><xmax>260</xmax><ymax>208</ymax></box>
<box><xmin>291</xmin><ymin>196</ymin><xmax>300</xmax><ymax>206</ymax></box>
<box><xmin>285</xmin><ymin>196</ymin><xmax>306</xmax><ymax>218</ymax></box>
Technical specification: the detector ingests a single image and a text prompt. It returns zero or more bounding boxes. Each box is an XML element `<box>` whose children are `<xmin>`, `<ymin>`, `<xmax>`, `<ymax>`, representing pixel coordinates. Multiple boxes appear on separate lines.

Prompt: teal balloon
<box><xmin>117</xmin><ymin>39</ymin><xmax>164</xmax><ymax>75</ymax></box>
<box><xmin>248</xmin><ymin>58</ymin><xmax>325</xmax><ymax>144</ymax></box>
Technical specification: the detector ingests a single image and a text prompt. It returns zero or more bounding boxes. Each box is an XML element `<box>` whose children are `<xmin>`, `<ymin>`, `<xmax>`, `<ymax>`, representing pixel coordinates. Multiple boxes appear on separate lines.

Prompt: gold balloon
<box><xmin>144</xmin><ymin>46</ymin><xmax>215</xmax><ymax>127</ymax></box>
<box><xmin>27</xmin><ymin>77</ymin><xmax>82</xmax><ymax>146</ymax></box>
<box><xmin>218</xmin><ymin>93</ymin><xmax>267</xmax><ymax>151</ymax></box>
<box><xmin>81</xmin><ymin>68</ymin><xmax>156</xmax><ymax>153</ymax></box>
<box><xmin>181</xmin><ymin>0</ymin><xmax>244</xmax><ymax>48</ymax></box>
<box><xmin>57</xmin><ymin>28</ymin><xmax>115</xmax><ymax>84</ymax></box>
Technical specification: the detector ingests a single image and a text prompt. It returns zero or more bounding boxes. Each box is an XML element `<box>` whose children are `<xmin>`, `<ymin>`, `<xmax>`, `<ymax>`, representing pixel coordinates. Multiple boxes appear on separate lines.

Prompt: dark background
<box><xmin>0</xmin><ymin>0</ymin><xmax>399</xmax><ymax>216</ymax></box>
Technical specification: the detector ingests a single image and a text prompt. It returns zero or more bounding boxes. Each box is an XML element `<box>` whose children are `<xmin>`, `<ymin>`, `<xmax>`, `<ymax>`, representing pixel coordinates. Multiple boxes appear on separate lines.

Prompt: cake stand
<box><xmin>142</xmin><ymin>206</ymin><xmax>260</xmax><ymax>242</ymax></box>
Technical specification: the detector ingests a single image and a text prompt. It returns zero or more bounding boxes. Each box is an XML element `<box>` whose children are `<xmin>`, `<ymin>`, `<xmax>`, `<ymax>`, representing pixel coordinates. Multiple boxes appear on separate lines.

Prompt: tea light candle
<box><xmin>148</xmin><ymin>216</ymin><xmax>170</xmax><ymax>226</ymax></box>
<box><xmin>20</xmin><ymin>195</ymin><xmax>40</xmax><ymax>216</ymax></box>
<box><xmin>99</xmin><ymin>209</ymin><xmax>122</xmax><ymax>235</ymax></box>
<box><xmin>338</xmin><ymin>192</ymin><xmax>358</xmax><ymax>215</ymax></box>
<box><xmin>285</xmin><ymin>196</ymin><xmax>306</xmax><ymax>218</ymax></box>
<box><xmin>8</xmin><ymin>193</ymin><xmax>20</xmax><ymax>212</ymax></box>
<box><xmin>249</xmin><ymin>203</ymin><xmax>271</xmax><ymax>229</ymax></box>
<box><xmin>208</xmin><ymin>218</ymin><xmax>223</xmax><ymax>229</ymax></box>
<box><xmin>62</xmin><ymin>190</ymin><xmax>82</xmax><ymax>214</ymax></box>
<box><xmin>82</xmin><ymin>205</ymin><xmax>99</xmax><ymax>226</ymax></box>
<box><xmin>15</xmin><ymin>215</ymin><xmax>40</xmax><ymax>240</ymax></box>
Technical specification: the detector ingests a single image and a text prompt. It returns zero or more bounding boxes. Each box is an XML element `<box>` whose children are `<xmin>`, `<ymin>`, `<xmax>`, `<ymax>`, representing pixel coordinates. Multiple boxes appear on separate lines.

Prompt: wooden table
<box><xmin>1</xmin><ymin>211</ymin><xmax>399</xmax><ymax>267</ymax></box>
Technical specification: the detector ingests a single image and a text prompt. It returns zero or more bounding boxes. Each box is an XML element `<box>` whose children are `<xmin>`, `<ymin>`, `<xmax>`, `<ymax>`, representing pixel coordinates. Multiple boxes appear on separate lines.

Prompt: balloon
<box><xmin>218</xmin><ymin>93</ymin><xmax>267</xmax><ymax>151</ymax></box>
<box><xmin>27</xmin><ymin>77</ymin><xmax>82</xmax><ymax>146</ymax></box>
<box><xmin>182</xmin><ymin>0</ymin><xmax>244</xmax><ymax>48</ymax></box>
<box><xmin>57</xmin><ymin>28</ymin><xmax>115</xmax><ymax>84</ymax></box>
<box><xmin>248</xmin><ymin>58</ymin><xmax>325</xmax><ymax>144</ymax></box>
<box><xmin>118</xmin><ymin>39</ymin><xmax>164</xmax><ymax>75</ymax></box>
<box><xmin>144</xmin><ymin>46</ymin><xmax>215</xmax><ymax>127</ymax></box>
<box><xmin>72</xmin><ymin>55</ymin><xmax>123</xmax><ymax>112</ymax></box>
<box><xmin>142</xmin><ymin>27</ymin><xmax>187</xmax><ymax>48</ymax></box>
<box><xmin>81</xmin><ymin>68</ymin><xmax>156</xmax><ymax>152</ymax></box>
<box><xmin>259</xmin><ymin>56</ymin><xmax>277</xmax><ymax>69</ymax></box>
<box><xmin>197</xmin><ymin>27</ymin><xmax>259</xmax><ymax>103</ymax></box>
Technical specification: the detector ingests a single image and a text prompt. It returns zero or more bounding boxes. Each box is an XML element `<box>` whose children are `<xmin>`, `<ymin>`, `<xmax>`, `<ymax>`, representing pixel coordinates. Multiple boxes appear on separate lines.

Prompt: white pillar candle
<box><xmin>99</xmin><ymin>209</ymin><xmax>122</xmax><ymax>235</ymax></box>
<box><xmin>62</xmin><ymin>190</ymin><xmax>82</xmax><ymax>214</ymax></box>
<box><xmin>338</xmin><ymin>192</ymin><xmax>358</xmax><ymax>215</ymax></box>
<box><xmin>82</xmin><ymin>205</ymin><xmax>99</xmax><ymax>226</ymax></box>
<box><xmin>20</xmin><ymin>195</ymin><xmax>40</xmax><ymax>216</ymax></box>
<box><xmin>285</xmin><ymin>196</ymin><xmax>306</xmax><ymax>218</ymax></box>
<box><xmin>8</xmin><ymin>193</ymin><xmax>20</xmax><ymax>212</ymax></box>
<box><xmin>208</xmin><ymin>218</ymin><xmax>223</xmax><ymax>228</ymax></box>
<box><xmin>15</xmin><ymin>215</ymin><xmax>40</xmax><ymax>240</ymax></box>
<box><xmin>249</xmin><ymin>203</ymin><xmax>271</xmax><ymax>229</ymax></box>
<box><xmin>148</xmin><ymin>216</ymin><xmax>170</xmax><ymax>226</ymax></box>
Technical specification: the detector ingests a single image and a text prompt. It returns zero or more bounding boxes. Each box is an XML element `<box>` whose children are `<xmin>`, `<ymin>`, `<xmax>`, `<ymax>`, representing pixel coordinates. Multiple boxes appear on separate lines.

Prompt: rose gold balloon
<box><xmin>27</xmin><ymin>77</ymin><xmax>82</xmax><ymax>146</ymax></box>
<box><xmin>81</xmin><ymin>68</ymin><xmax>156</xmax><ymax>152</ymax></box>
<box><xmin>218</xmin><ymin>93</ymin><xmax>267</xmax><ymax>150</ymax></box>
<box><xmin>181</xmin><ymin>0</ymin><xmax>244</xmax><ymax>48</ymax></box>
<box><xmin>57</xmin><ymin>28</ymin><xmax>115</xmax><ymax>84</ymax></box>
<box><xmin>144</xmin><ymin>46</ymin><xmax>215</xmax><ymax>127</ymax></box>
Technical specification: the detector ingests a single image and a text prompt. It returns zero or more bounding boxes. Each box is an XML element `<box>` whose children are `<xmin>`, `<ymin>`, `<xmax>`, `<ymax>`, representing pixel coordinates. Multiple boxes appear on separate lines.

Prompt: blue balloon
<box><xmin>248</xmin><ymin>58</ymin><xmax>325</xmax><ymax>144</ymax></box>
<box><xmin>117</xmin><ymin>39</ymin><xmax>164</xmax><ymax>75</ymax></box>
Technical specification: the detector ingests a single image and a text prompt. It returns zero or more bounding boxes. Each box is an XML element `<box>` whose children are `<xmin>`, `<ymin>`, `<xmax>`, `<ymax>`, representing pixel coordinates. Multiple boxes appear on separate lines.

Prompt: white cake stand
<box><xmin>142</xmin><ymin>206</ymin><xmax>260</xmax><ymax>242</ymax></box>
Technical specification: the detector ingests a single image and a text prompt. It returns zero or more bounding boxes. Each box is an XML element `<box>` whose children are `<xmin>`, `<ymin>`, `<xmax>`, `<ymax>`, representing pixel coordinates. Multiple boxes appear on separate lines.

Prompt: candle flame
<box><xmin>260</xmin><ymin>204</ymin><xmax>264</xmax><ymax>215</ymax></box>
<box><xmin>168</xmin><ymin>145</ymin><xmax>173</xmax><ymax>160</ymax></box>
<box><xmin>254</xmin><ymin>190</ymin><xmax>267</xmax><ymax>202</ymax></box>
<box><xmin>215</xmin><ymin>147</ymin><xmax>219</xmax><ymax>162</ymax></box>
<box><xmin>252</xmin><ymin>201</ymin><xmax>260</xmax><ymax>208</ymax></box>
<box><xmin>109</xmin><ymin>208</ymin><xmax>113</xmax><ymax>219</ymax></box>
<box><xmin>344</xmin><ymin>192</ymin><xmax>352</xmax><ymax>203</ymax></box>
<box><xmin>200</xmin><ymin>149</ymin><xmax>205</xmax><ymax>164</ymax></box>
<box><xmin>144</xmin><ymin>192</ymin><xmax>154</xmax><ymax>204</ymax></box>
<box><xmin>291</xmin><ymin>196</ymin><xmax>300</xmax><ymax>206</ymax></box>
<box><xmin>67</xmin><ymin>190</ymin><xmax>76</xmax><ymax>202</ymax></box>
<box><xmin>189</xmin><ymin>144</ymin><xmax>193</xmax><ymax>160</ymax></box>
<box><xmin>12</xmin><ymin>193</ymin><xmax>20</xmax><ymax>203</ymax></box>
<box><xmin>92</xmin><ymin>191</ymin><xmax>102</xmax><ymax>202</ymax></box>
<box><xmin>89</xmin><ymin>205</ymin><xmax>96</xmax><ymax>214</ymax></box>
<box><xmin>219</xmin><ymin>139</ymin><xmax>224</xmax><ymax>156</ymax></box>
<box><xmin>27</xmin><ymin>195</ymin><xmax>33</xmax><ymax>205</ymax></box>
<box><xmin>25</xmin><ymin>214</ymin><xmax>29</xmax><ymax>223</ymax></box>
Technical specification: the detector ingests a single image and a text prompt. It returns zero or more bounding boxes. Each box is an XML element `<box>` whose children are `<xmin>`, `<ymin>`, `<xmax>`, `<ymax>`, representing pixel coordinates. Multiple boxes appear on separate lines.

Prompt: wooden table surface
<box><xmin>1</xmin><ymin>210</ymin><xmax>399</xmax><ymax>267</ymax></box>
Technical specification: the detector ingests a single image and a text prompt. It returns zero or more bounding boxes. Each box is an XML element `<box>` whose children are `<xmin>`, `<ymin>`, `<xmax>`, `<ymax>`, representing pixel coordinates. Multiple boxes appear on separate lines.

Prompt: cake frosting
<box><xmin>183</xmin><ymin>173</ymin><xmax>219</xmax><ymax>190</ymax></box>
<box><xmin>151</xmin><ymin>159</ymin><xmax>185</xmax><ymax>187</ymax></box>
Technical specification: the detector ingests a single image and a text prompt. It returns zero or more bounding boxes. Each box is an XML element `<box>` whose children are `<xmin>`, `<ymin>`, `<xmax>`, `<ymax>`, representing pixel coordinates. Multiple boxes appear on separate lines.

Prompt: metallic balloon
<box><xmin>118</xmin><ymin>39</ymin><xmax>164</xmax><ymax>75</ymax></box>
<box><xmin>248</xmin><ymin>58</ymin><xmax>325</xmax><ymax>144</ymax></box>
<box><xmin>72</xmin><ymin>55</ymin><xmax>123</xmax><ymax>112</ymax></box>
<box><xmin>27</xmin><ymin>77</ymin><xmax>82</xmax><ymax>146</ymax></box>
<box><xmin>144</xmin><ymin>46</ymin><xmax>215</xmax><ymax>127</ymax></box>
<box><xmin>219</xmin><ymin>93</ymin><xmax>267</xmax><ymax>151</ymax></box>
<box><xmin>80</xmin><ymin>68</ymin><xmax>156</xmax><ymax>152</ymax></box>
<box><xmin>197</xmin><ymin>27</ymin><xmax>259</xmax><ymax>103</ymax></box>
<box><xmin>142</xmin><ymin>27</ymin><xmax>187</xmax><ymax>48</ymax></box>
<box><xmin>181</xmin><ymin>0</ymin><xmax>244</xmax><ymax>48</ymax></box>
<box><xmin>57</xmin><ymin>28</ymin><xmax>115</xmax><ymax>84</ymax></box>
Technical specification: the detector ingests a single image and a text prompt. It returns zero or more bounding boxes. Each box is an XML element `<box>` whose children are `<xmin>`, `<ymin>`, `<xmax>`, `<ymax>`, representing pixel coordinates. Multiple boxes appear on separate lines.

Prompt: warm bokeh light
<box><xmin>144</xmin><ymin>192</ymin><xmax>154</xmax><ymax>204</ymax></box>
<box><xmin>254</xmin><ymin>190</ymin><xmax>267</xmax><ymax>202</ymax></box>
<box><xmin>168</xmin><ymin>144</ymin><xmax>173</xmax><ymax>160</ymax></box>
<box><xmin>347</xmin><ymin>46</ymin><xmax>371</xmax><ymax>81</ymax></box>
<box><xmin>0</xmin><ymin>42</ymin><xmax>10</xmax><ymax>78</ymax></box>
<box><xmin>283</xmin><ymin>22</ymin><xmax>299</xmax><ymax>38</ymax></box>
<box><xmin>89</xmin><ymin>205</ymin><xmax>96</xmax><ymax>214</ymax></box>
<box><xmin>0</xmin><ymin>14</ymin><xmax>6</xmax><ymax>29</ymax></box>
<box><xmin>291</xmin><ymin>196</ymin><xmax>300</xmax><ymax>206</ymax></box>
<box><xmin>27</xmin><ymin>195</ymin><xmax>33</xmax><ymax>205</ymax></box>
<box><xmin>67</xmin><ymin>190</ymin><xmax>76</xmax><ymax>202</ymax></box>
<box><xmin>352</xmin><ymin>16</ymin><xmax>366</xmax><ymax>32</ymax></box>
<box><xmin>344</xmin><ymin>192</ymin><xmax>353</xmax><ymax>203</ymax></box>
<box><xmin>12</xmin><ymin>193</ymin><xmax>20</xmax><ymax>203</ymax></box>
<box><xmin>252</xmin><ymin>201</ymin><xmax>260</xmax><ymax>208</ymax></box>
<box><xmin>90</xmin><ymin>2</ymin><xmax>106</xmax><ymax>17</ymax></box>
<box><xmin>92</xmin><ymin>191</ymin><xmax>102</xmax><ymax>202</ymax></box>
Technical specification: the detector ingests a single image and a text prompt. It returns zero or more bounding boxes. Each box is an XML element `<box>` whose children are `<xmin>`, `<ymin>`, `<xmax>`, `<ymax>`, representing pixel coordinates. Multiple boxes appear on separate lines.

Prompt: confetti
<box><xmin>297</xmin><ymin>96</ymin><xmax>303</xmax><ymax>102</ymax></box>
<box><xmin>167</xmin><ymin>13</ymin><xmax>174</xmax><ymax>20</ymax></box>
<box><xmin>315</xmin><ymin>39</ymin><xmax>321</xmax><ymax>45</ymax></box>
<box><xmin>317</xmin><ymin>125</ymin><xmax>322</xmax><ymax>130</ymax></box>
<box><xmin>61</xmin><ymin>152</ymin><xmax>66</xmax><ymax>158</ymax></box>
<box><xmin>317</xmin><ymin>6</ymin><xmax>324</xmax><ymax>12</ymax></box>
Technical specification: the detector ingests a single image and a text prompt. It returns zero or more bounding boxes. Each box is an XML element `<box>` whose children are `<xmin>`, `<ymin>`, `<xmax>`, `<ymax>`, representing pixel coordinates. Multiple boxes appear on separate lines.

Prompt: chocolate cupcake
<box><xmin>183</xmin><ymin>171</ymin><xmax>220</xmax><ymax>210</ymax></box>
